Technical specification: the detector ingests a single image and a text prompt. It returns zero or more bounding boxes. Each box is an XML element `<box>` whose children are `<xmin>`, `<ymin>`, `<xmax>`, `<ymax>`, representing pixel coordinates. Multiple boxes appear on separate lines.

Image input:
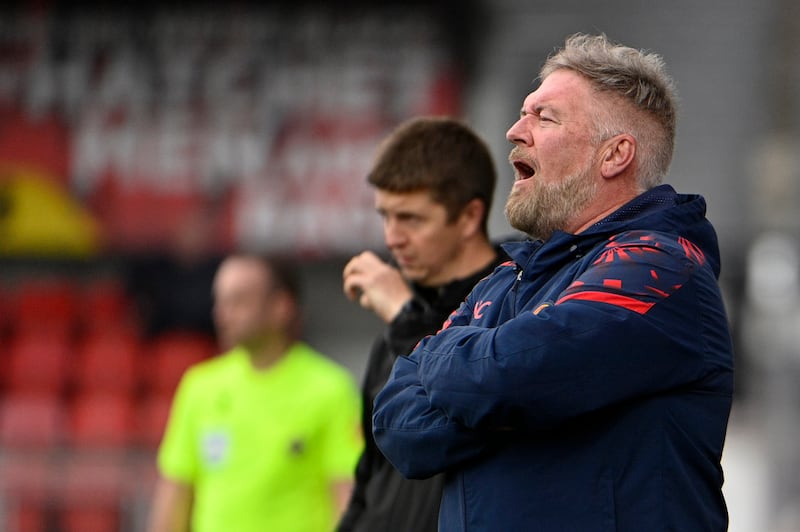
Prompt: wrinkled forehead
<box><xmin>521</xmin><ymin>69</ymin><xmax>596</xmax><ymax>114</ymax></box>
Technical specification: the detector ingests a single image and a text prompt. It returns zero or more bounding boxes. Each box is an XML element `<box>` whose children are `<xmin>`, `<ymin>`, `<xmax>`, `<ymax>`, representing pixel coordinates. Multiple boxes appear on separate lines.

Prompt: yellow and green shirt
<box><xmin>158</xmin><ymin>342</ymin><xmax>363</xmax><ymax>532</ymax></box>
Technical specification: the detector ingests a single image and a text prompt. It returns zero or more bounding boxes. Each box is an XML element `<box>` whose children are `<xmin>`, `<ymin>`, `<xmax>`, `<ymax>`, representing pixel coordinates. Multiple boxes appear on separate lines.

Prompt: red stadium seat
<box><xmin>13</xmin><ymin>277</ymin><xmax>78</xmax><ymax>337</ymax></box>
<box><xmin>147</xmin><ymin>331</ymin><xmax>216</xmax><ymax>394</ymax></box>
<box><xmin>78</xmin><ymin>277</ymin><xmax>140</xmax><ymax>336</ymax></box>
<box><xmin>0</xmin><ymin>448</ymin><xmax>56</xmax><ymax>530</ymax></box>
<box><xmin>137</xmin><ymin>391</ymin><xmax>173</xmax><ymax>449</ymax></box>
<box><xmin>60</xmin><ymin>452</ymin><xmax>127</xmax><ymax>532</ymax></box>
<box><xmin>5</xmin><ymin>334</ymin><xmax>70</xmax><ymax>396</ymax></box>
<box><xmin>72</xmin><ymin>333</ymin><xmax>141</xmax><ymax>394</ymax></box>
<box><xmin>5</xmin><ymin>499</ymin><xmax>50</xmax><ymax>532</ymax></box>
<box><xmin>0</xmin><ymin>393</ymin><xmax>65</xmax><ymax>448</ymax></box>
<box><xmin>66</xmin><ymin>392</ymin><xmax>137</xmax><ymax>449</ymax></box>
<box><xmin>61</xmin><ymin>505</ymin><xmax>121</xmax><ymax>532</ymax></box>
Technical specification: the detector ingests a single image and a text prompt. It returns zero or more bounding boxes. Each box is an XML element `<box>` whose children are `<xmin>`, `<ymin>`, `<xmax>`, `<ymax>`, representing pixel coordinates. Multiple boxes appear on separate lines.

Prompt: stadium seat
<box><xmin>0</xmin><ymin>393</ymin><xmax>65</xmax><ymax>448</ymax></box>
<box><xmin>137</xmin><ymin>391</ymin><xmax>173</xmax><ymax>449</ymax></box>
<box><xmin>13</xmin><ymin>277</ymin><xmax>78</xmax><ymax>337</ymax></box>
<box><xmin>79</xmin><ymin>276</ymin><xmax>139</xmax><ymax>336</ymax></box>
<box><xmin>61</xmin><ymin>505</ymin><xmax>121</xmax><ymax>532</ymax></box>
<box><xmin>5</xmin><ymin>334</ymin><xmax>70</xmax><ymax>396</ymax></box>
<box><xmin>66</xmin><ymin>391</ymin><xmax>138</xmax><ymax>449</ymax></box>
<box><xmin>73</xmin><ymin>332</ymin><xmax>140</xmax><ymax>395</ymax></box>
<box><xmin>1</xmin><ymin>496</ymin><xmax>58</xmax><ymax>532</ymax></box>
<box><xmin>0</xmin><ymin>450</ymin><xmax>56</xmax><ymax>531</ymax></box>
<box><xmin>5</xmin><ymin>499</ymin><xmax>49</xmax><ymax>532</ymax></box>
<box><xmin>147</xmin><ymin>331</ymin><xmax>216</xmax><ymax>394</ymax></box>
<box><xmin>60</xmin><ymin>451</ymin><xmax>127</xmax><ymax>532</ymax></box>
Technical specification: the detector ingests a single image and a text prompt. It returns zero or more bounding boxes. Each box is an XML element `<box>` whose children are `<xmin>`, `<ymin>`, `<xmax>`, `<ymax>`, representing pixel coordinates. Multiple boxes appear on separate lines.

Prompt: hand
<box><xmin>343</xmin><ymin>251</ymin><xmax>413</xmax><ymax>323</ymax></box>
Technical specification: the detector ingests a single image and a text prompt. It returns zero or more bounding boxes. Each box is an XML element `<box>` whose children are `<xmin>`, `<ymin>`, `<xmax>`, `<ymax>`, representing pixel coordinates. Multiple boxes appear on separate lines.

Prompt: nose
<box><xmin>384</xmin><ymin>219</ymin><xmax>406</xmax><ymax>249</ymax></box>
<box><xmin>506</xmin><ymin>117</ymin><xmax>530</xmax><ymax>146</ymax></box>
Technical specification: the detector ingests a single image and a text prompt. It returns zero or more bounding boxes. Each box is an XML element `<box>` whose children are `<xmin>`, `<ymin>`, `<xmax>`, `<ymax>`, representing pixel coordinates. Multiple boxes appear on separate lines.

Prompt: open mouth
<box><xmin>513</xmin><ymin>161</ymin><xmax>535</xmax><ymax>181</ymax></box>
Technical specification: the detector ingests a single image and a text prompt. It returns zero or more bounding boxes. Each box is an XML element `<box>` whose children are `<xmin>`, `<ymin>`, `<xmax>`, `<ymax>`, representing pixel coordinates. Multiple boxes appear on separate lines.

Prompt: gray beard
<box><xmin>505</xmin><ymin>170</ymin><xmax>597</xmax><ymax>241</ymax></box>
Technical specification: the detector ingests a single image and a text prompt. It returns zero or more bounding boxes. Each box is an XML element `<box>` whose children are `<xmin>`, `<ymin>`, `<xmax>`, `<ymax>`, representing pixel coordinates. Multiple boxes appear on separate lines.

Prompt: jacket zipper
<box><xmin>512</xmin><ymin>265</ymin><xmax>523</xmax><ymax>311</ymax></box>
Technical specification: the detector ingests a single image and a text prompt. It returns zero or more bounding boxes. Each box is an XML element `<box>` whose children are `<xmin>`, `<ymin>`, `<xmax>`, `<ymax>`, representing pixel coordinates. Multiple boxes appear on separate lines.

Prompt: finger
<box><xmin>358</xmin><ymin>290</ymin><xmax>371</xmax><ymax>310</ymax></box>
<box><xmin>343</xmin><ymin>276</ymin><xmax>362</xmax><ymax>301</ymax></box>
<box><xmin>343</xmin><ymin>258</ymin><xmax>357</xmax><ymax>280</ymax></box>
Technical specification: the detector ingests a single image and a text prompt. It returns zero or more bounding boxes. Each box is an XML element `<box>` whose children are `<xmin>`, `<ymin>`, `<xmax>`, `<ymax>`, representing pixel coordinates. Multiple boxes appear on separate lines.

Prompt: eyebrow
<box><xmin>519</xmin><ymin>104</ymin><xmax>554</xmax><ymax>118</ymax></box>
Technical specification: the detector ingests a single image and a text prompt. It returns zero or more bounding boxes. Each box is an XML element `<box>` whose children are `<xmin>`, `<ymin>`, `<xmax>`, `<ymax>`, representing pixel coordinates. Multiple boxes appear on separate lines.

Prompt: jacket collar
<box><xmin>500</xmin><ymin>184</ymin><xmax>712</xmax><ymax>275</ymax></box>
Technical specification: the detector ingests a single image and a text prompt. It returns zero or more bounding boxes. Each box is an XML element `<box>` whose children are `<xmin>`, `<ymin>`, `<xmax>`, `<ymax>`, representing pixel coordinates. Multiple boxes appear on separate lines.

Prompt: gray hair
<box><xmin>541</xmin><ymin>33</ymin><xmax>678</xmax><ymax>189</ymax></box>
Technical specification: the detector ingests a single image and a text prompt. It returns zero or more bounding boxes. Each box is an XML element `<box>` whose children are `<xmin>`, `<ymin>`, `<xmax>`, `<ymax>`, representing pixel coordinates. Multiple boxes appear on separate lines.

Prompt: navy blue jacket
<box><xmin>373</xmin><ymin>185</ymin><xmax>734</xmax><ymax>531</ymax></box>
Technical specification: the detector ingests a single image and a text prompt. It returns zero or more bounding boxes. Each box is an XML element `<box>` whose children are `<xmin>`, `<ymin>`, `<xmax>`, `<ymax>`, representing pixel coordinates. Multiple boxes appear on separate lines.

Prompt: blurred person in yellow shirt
<box><xmin>148</xmin><ymin>253</ymin><xmax>362</xmax><ymax>532</ymax></box>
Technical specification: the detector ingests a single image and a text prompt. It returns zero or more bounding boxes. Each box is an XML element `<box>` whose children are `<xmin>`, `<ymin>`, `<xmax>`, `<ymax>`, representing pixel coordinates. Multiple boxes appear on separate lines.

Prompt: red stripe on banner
<box><xmin>556</xmin><ymin>291</ymin><xmax>655</xmax><ymax>314</ymax></box>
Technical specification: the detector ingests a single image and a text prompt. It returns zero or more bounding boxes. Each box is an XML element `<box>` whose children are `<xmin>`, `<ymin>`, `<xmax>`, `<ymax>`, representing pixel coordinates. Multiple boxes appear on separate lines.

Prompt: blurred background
<box><xmin>0</xmin><ymin>0</ymin><xmax>797</xmax><ymax>530</ymax></box>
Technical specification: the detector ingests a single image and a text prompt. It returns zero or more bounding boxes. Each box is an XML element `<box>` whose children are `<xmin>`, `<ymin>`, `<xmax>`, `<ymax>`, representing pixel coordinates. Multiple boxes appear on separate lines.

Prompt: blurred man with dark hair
<box><xmin>340</xmin><ymin>116</ymin><xmax>507</xmax><ymax>532</ymax></box>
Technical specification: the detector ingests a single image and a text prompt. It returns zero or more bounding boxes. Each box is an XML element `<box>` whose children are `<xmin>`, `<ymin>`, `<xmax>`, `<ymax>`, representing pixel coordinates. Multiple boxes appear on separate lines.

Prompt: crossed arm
<box><xmin>373</xmin><ymin>239</ymin><xmax>720</xmax><ymax>478</ymax></box>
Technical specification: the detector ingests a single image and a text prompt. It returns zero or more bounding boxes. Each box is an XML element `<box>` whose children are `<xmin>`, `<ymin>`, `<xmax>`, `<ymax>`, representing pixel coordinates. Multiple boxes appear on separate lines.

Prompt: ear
<box><xmin>458</xmin><ymin>198</ymin><xmax>486</xmax><ymax>238</ymax></box>
<box><xmin>600</xmin><ymin>134</ymin><xmax>636</xmax><ymax>179</ymax></box>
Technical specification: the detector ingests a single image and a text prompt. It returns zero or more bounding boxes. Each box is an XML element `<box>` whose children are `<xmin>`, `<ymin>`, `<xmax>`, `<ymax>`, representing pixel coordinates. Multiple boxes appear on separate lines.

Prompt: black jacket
<box><xmin>338</xmin><ymin>249</ymin><xmax>507</xmax><ymax>532</ymax></box>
